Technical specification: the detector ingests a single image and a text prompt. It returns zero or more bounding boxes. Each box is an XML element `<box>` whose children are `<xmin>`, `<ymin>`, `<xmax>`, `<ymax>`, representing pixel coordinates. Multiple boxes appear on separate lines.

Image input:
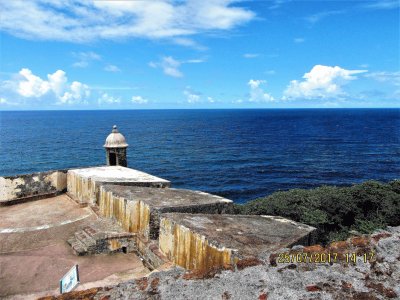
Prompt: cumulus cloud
<box><xmin>104</xmin><ymin>64</ymin><xmax>121</xmax><ymax>72</ymax></box>
<box><xmin>248</xmin><ymin>79</ymin><xmax>275</xmax><ymax>102</ymax></box>
<box><xmin>131</xmin><ymin>96</ymin><xmax>148</xmax><ymax>104</ymax></box>
<box><xmin>182</xmin><ymin>87</ymin><xmax>217</xmax><ymax>104</ymax></box>
<box><xmin>98</xmin><ymin>93</ymin><xmax>120</xmax><ymax>105</ymax></box>
<box><xmin>283</xmin><ymin>65</ymin><xmax>367</xmax><ymax>100</ymax></box>
<box><xmin>0</xmin><ymin>1</ymin><xmax>254</xmax><ymax>43</ymax></box>
<box><xmin>207</xmin><ymin>97</ymin><xmax>216</xmax><ymax>103</ymax></box>
<box><xmin>17</xmin><ymin>68</ymin><xmax>51</xmax><ymax>97</ymax></box>
<box><xmin>184</xmin><ymin>87</ymin><xmax>201</xmax><ymax>103</ymax></box>
<box><xmin>10</xmin><ymin>68</ymin><xmax>90</xmax><ymax>104</ymax></box>
<box><xmin>58</xmin><ymin>81</ymin><xmax>90</xmax><ymax>104</ymax></box>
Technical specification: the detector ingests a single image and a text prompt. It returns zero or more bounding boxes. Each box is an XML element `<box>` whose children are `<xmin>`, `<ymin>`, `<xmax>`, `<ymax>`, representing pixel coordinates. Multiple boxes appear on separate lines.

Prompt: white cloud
<box><xmin>363</xmin><ymin>0</ymin><xmax>399</xmax><ymax>10</ymax></box>
<box><xmin>149</xmin><ymin>56</ymin><xmax>205</xmax><ymax>78</ymax></box>
<box><xmin>248</xmin><ymin>79</ymin><xmax>275</xmax><ymax>102</ymax></box>
<box><xmin>243</xmin><ymin>53</ymin><xmax>259</xmax><ymax>58</ymax></box>
<box><xmin>284</xmin><ymin>65</ymin><xmax>367</xmax><ymax>100</ymax></box>
<box><xmin>98</xmin><ymin>93</ymin><xmax>120</xmax><ymax>105</ymax></box>
<box><xmin>150</xmin><ymin>56</ymin><xmax>182</xmax><ymax>78</ymax></box>
<box><xmin>10</xmin><ymin>68</ymin><xmax>90</xmax><ymax>104</ymax></box>
<box><xmin>104</xmin><ymin>64</ymin><xmax>121</xmax><ymax>72</ymax></box>
<box><xmin>131</xmin><ymin>95</ymin><xmax>148</xmax><ymax>104</ymax></box>
<box><xmin>17</xmin><ymin>68</ymin><xmax>50</xmax><ymax>97</ymax></box>
<box><xmin>0</xmin><ymin>1</ymin><xmax>254</xmax><ymax>43</ymax></box>
<box><xmin>184</xmin><ymin>59</ymin><xmax>205</xmax><ymax>64</ymax></box>
<box><xmin>365</xmin><ymin>71</ymin><xmax>400</xmax><ymax>86</ymax></box>
<box><xmin>305</xmin><ymin>10</ymin><xmax>344</xmax><ymax>24</ymax></box>
<box><xmin>47</xmin><ymin>69</ymin><xmax>68</xmax><ymax>96</ymax></box>
<box><xmin>0</xmin><ymin>97</ymin><xmax>8</xmax><ymax>104</ymax></box>
<box><xmin>269</xmin><ymin>0</ymin><xmax>292</xmax><ymax>10</ymax></box>
<box><xmin>172</xmin><ymin>37</ymin><xmax>207</xmax><ymax>50</ymax></box>
<box><xmin>182</xmin><ymin>87</ymin><xmax>216</xmax><ymax>104</ymax></box>
<box><xmin>294</xmin><ymin>38</ymin><xmax>305</xmax><ymax>43</ymax></box>
<box><xmin>207</xmin><ymin>97</ymin><xmax>215</xmax><ymax>103</ymax></box>
<box><xmin>72</xmin><ymin>51</ymin><xmax>101</xmax><ymax>68</ymax></box>
<box><xmin>184</xmin><ymin>87</ymin><xmax>201</xmax><ymax>103</ymax></box>
<box><xmin>59</xmin><ymin>81</ymin><xmax>90</xmax><ymax>104</ymax></box>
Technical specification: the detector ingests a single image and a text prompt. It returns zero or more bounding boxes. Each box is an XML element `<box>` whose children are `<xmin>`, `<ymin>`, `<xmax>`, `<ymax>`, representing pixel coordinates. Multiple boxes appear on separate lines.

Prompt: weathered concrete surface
<box><xmin>46</xmin><ymin>226</ymin><xmax>400</xmax><ymax>300</ymax></box>
<box><xmin>0</xmin><ymin>194</ymin><xmax>91</xmax><ymax>235</ymax></box>
<box><xmin>0</xmin><ymin>194</ymin><xmax>150</xmax><ymax>299</ymax></box>
<box><xmin>98</xmin><ymin>185</ymin><xmax>233</xmax><ymax>241</ymax></box>
<box><xmin>67</xmin><ymin>166</ymin><xmax>170</xmax><ymax>205</ymax></box>
<box><xmin>0</xmin><ymin>170</ymin><xmax>67</xmax><ymax>204</ymax></box>
<box><xmin>159</xmin><ymin>214</ymin><xmax>316</xmax><ymax>271</ymax></box>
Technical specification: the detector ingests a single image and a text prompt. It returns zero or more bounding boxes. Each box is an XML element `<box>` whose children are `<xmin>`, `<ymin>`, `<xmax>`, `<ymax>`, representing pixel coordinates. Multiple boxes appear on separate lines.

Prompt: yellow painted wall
<box><xmin>159</xmin><ymin>217</ymin><xmax>233</xmax><ymax>271</ymax></box>
<box><xmin>98</xmin><ymin>186</ymin><xmax>151</xmax><ymax>240</ymax></box>
<box><xmin>67</xmin><ymin>171</ymin><xmax>97</xmax><ymax>205</ymax></box>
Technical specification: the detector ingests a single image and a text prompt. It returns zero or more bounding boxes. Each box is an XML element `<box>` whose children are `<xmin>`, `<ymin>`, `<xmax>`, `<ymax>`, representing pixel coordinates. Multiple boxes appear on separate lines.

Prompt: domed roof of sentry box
<box><xmin>104</xmin><ymin>125</ymin><xmax>128</xmax><ymax>148</ymax></box>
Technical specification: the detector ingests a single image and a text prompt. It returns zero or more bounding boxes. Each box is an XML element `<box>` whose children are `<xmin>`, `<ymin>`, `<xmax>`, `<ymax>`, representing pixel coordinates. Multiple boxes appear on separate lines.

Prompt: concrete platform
<box><xmin>159</xmin><ymin>213</ymin><xmax>316</xmax><ymax>271</ymax></box>
<box><xmin>98</xmin><ymin>185</ymin><xmax>233</xmax><ymax>241</ymax></box>
<box><xmin>0</xmin><ymin>194</ymin><xmax>92</xmax><ymax>236</ymax></box>
<box><xmin>0</xmin><ymin>194</ymin><xmax>150</xmax><ymax>298</ymax></box>
<box><xmin>67</xmin><ymin>166</ymin><xmax>170</xmax><ymax>205</ymax></box>
<box><xmin>101</xmin><ymin>185</ymin><xmax>232</xmax><ymax>211</ymax></box>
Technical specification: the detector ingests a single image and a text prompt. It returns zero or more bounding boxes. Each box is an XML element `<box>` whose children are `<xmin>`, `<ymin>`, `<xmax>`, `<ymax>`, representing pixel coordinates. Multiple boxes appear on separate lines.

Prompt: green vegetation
<box><xmin>234</xmin><ymin>180</ymin><xmax>400</xmax><ymax>244</ymax></box>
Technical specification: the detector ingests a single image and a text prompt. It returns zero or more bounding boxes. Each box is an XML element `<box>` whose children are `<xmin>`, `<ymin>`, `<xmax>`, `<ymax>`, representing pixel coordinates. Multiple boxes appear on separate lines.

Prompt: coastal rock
<box><xmin>44</xmin><ymin>226</ymin><xmax>400</xmax><ymax>300</ymax></box>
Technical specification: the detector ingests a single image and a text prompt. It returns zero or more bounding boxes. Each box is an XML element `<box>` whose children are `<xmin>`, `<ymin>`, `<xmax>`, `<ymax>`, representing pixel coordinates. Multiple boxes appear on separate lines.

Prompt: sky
<box><xmin>0</xmin><ymin>0</ymin><xmax>399</xmax><ymax>110</ymax></box>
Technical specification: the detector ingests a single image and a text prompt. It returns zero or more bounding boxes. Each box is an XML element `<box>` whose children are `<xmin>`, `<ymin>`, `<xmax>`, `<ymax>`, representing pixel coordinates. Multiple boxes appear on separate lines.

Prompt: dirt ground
<box><xmin>0</xmin><ymin>195</ymin><xmax>150</xmax><ymax>299</ymax></box>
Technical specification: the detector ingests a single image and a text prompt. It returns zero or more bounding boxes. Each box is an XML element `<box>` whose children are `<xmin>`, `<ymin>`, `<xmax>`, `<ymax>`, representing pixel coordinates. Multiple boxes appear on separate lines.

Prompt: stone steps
<box><xmin>67</xmin><ymin>236</ymin><xmax>87</xmax><ymax>256</ymax></box>
<box><xmin>67</xmin><ymin>227</ymin><xmax>98</xmax><ymax>256</ymax></box>
<box><xmin>68</xmin><ymin>224</ymin><xmax>136</xmax><ymax>256</ymax></box>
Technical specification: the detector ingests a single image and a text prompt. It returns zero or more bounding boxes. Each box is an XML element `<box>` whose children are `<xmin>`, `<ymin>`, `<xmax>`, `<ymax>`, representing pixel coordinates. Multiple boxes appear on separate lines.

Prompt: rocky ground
<box><xmin>40</xmin><ymin>226</ymin><xmax>400</xmax><ymax>300</ymax></box>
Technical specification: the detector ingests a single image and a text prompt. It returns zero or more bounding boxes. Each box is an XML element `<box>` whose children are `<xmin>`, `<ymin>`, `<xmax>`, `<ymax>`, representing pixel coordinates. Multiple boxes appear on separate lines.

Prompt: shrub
<box><xmin>234</xmin><ymin>180</ymin><xmax>400</xmax><ymax>244</ymax></box>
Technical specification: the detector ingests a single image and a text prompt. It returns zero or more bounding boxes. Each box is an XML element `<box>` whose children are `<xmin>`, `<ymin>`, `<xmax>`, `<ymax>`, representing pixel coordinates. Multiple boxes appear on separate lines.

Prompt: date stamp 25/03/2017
<box><xmin>277</xmin><ymin>251</ymin><xmax>375</xmax><ymax>264</ymax></box>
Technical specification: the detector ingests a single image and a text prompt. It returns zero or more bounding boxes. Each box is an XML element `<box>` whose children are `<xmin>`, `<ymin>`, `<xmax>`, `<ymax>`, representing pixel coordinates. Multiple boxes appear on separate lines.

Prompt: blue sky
<box><xmin>0</xmin><ymin>0</ymin><xmax>399</xmax><ymax>110</ymax></box>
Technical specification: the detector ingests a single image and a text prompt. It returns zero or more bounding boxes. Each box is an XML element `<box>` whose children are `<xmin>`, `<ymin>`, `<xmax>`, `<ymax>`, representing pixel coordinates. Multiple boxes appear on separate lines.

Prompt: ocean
<box><xmin>0</xmin><ymin>109</ymin><xmax>399</xmax><ymax>203</ymax></box>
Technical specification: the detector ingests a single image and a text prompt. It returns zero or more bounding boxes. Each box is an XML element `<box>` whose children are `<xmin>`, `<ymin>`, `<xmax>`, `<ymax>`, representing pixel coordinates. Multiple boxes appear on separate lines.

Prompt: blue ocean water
<box><xmin>0</xmin><ymin>109</ymin><xmax>399</xmax><ymax>203</ymax></box>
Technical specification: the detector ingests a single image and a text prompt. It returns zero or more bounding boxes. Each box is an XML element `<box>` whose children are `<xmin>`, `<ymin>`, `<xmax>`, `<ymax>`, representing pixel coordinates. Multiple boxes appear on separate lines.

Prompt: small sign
<box><xmin>60</xmin><ymin>265</ymin><xmax>79</xmax><ymax>294</ymax></box>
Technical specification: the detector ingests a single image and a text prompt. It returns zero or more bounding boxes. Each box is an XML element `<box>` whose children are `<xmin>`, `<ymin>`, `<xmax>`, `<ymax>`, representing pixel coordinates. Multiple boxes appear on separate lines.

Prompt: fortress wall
<box><xmin>159</xmin><ymin>216</ymin><xmax>233</xmax><ymax>271</ymax></box>
<box><xmin>67</xmin><ymin>171</ymin><xmax>98</xmax><ymax>205</ymax></box>
<box><xmin>0</xmin><ymin>170</ymin><xmax>67</xmax><ymax>204</ymax></box>
<box><xmin>98</xmin><ymin>186</ymin><xmax>151</xmax><ymax>241</ymax></box>
<box><xmin>66</xmin><ymin>166</ymin><xmax>171</xmax><ymax>205</ymax></box>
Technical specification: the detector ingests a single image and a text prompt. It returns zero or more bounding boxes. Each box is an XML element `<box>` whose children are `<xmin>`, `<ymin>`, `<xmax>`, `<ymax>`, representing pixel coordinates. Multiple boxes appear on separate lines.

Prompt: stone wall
<box><xmin>98</xmin><ymin>186</ymin><xmax>152</xmax><ymax>240</ymax></box>
<box><xmin>159</xmin><ymin>216</ymin><xmax>234</xmax><ymax>271</ymax></box>
<box><xmin>42</xmin><ymin>226</ymin><xmax>400</xmax><ymax>300</ymax></box>
<box><xmin>67</xmin><ymin>171</ymin><xmax>99</xmax><ymax>205</ymax></box>
<box><xmin>0</xmin><ymin>170</ymin><xmax>67</xmax><ymax>204</ymax></box>
<box><xmin>66</xmin><ymin>166</ymin><xmax>171</xmax><ymax>205</ymax></box>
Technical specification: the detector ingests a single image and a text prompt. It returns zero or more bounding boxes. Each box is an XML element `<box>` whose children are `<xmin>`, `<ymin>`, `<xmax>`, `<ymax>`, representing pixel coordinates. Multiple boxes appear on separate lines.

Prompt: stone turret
<box><xmin>104</xmin><ymin>125</ymin><xmax>128</xmax><ymax>167</ymax></box>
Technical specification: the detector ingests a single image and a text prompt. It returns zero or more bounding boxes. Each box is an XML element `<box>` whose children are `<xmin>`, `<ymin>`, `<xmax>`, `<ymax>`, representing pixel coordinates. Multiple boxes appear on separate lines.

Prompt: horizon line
<box><xmin>1</xmin><ymin>107</ymin><xmax>400</xmax><ymax>112</ymax></box>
